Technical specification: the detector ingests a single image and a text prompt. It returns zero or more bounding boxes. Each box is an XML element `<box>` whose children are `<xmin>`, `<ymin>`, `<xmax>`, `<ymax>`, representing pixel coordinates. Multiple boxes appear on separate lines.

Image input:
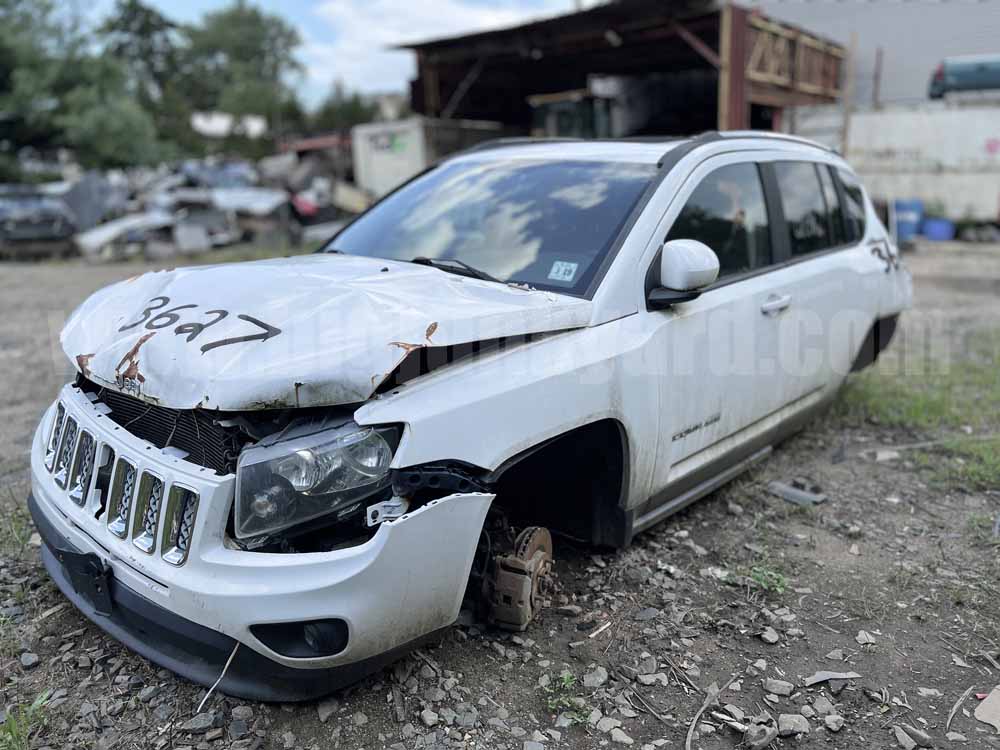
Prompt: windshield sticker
<box><xmin>547</xmin><ymin>261</ymin><xmax>579</xmax><ymax>283</ymax></box>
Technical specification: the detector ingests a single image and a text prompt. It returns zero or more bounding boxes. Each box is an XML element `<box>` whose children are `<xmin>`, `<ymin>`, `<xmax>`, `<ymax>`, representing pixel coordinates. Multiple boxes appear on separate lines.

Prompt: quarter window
<box><xmin>817</xmin><ymin>165</ymin><xmax>846</xmax><ymax>246</ymax></box>
<box><xmin>774</xmin><ymin>161</ymin><xmax>832</xmax><ymax>256</ymax></box>
<box><xmin>666</xmin><ymin>163</ymin><xmax>771</xmax><ymax>278</ymax></box>
<box><xmin>836</xmin><ymin>167</ymin><xmax>867</xmax><ymax>242</ymax></box>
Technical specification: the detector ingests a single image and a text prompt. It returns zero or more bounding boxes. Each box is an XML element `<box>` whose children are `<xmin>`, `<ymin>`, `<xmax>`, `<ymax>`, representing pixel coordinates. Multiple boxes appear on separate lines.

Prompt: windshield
<box><xmin>326</xmin><ymin>158</ymin><xmax>657</xmax><ymax>295</ymax></box>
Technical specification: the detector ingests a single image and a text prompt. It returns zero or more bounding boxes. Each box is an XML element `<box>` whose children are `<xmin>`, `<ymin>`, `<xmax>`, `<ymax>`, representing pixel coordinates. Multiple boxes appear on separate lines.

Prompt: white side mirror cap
<box><xmin>660</xmin><ymin>239</ymin><xmax>720</xmax><ymax>291</ymax></box>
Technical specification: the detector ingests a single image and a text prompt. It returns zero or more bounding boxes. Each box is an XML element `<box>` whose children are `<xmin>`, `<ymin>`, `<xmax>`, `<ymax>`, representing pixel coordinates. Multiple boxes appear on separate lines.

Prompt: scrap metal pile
<box><xmin>1</xmin><ymin>152</ymin><xmax>370</xmax><ymax>262</ymax></box>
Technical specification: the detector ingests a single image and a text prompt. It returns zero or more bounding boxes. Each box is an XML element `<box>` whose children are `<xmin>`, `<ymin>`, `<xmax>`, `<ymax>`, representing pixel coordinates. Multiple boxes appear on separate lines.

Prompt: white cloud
<box><xmin>300</xmin><ymin>0</ymin><xmax>572</xmax><ymax>103</ymax></box>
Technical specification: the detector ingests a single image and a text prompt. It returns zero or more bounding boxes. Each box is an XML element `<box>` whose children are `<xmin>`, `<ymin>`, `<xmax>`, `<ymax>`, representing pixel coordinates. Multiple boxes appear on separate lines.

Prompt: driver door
<box><xmin>646</xmin><ymin>155</ymin><xmax>788</xmax><ymax>493</ymax></box>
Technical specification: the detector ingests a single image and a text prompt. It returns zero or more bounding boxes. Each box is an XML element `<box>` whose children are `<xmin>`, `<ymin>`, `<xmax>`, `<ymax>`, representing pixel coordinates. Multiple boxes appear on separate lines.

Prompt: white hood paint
<box><xmin>61</xmin><ymin>254</ymin><xmax>593</xmax><ymax>410</ymax></box>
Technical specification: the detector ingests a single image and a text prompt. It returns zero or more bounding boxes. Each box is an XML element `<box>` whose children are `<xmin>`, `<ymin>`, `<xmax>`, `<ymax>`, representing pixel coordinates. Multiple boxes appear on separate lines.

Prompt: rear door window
<box><xmin>666</xmin><ymin>162</ymin><xmax>772</xmax><ymax>277</ymax></box>
<box><xmin>774</xmin><ymin>161</ymin><xmax>832</xmax><ymax>256</ymax></box>
<box><xmin>835</xmin><ymin>167</ymin><xmax>867</xmax><ymax>242</ymax></box>
<box><xmin>817</xmin><ymin>165</ymin><xmax>846</xmax><ymax>246</ymax></box>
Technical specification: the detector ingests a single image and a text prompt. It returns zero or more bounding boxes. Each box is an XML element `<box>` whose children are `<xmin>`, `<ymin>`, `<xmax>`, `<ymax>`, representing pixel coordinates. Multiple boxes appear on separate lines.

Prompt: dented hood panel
<box><xmin>61</xmin><ymin>253</ymin><xmax>593</xmax><ymax>410</ymax></box>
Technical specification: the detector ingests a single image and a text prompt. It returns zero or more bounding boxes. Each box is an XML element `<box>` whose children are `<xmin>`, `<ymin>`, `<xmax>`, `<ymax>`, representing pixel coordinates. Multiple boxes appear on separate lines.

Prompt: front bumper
<box><xmin>30</xmin><ymin>385</ymin><xmax>493</xmax><ymax>700</ymax></box>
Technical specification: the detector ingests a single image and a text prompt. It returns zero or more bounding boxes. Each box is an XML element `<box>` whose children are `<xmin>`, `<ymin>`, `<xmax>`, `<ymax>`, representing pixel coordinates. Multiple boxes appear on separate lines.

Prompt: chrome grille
<box><xmin>53</xmin><ymin>418</ymin><xmax>78</xmax><ymax>488</ymax></box>
<box><xmin>162</xmin><ymin>486</ymin><xmax>199</xmax><ymax>566</ymax></box>
<box><xmin>40</xmin><ymin>391</ymin><xmax>209</xmax><ymax>567</ymax></box>
<box><xmin>108</xmin><ymin>460</ymin><xmax>137</xmax><ymax>538</ymax></box>
<box><xmin>45</xmin><ymin>403</ymin><xmax>65</xmax><ymax>471</ymax></box>
<box><xmin>67</xmin><ymin>432</ymin><xmax>96</xmax><ymax>506</ymax></box>
<box><xmin>132</xmin><ymin>473</ymin><xmax>164</xmax><ymax>554</ymax></box>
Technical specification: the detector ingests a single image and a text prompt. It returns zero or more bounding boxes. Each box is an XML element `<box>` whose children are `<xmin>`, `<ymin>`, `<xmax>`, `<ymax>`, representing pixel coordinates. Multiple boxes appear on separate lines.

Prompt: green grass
<box><xmin>748</xmin><ymin>564</ymin><xmax>788</xmax><ymax>594</ymax></box>
<box><xmin>0</xmin><ymin>692</ymin><xmax>49</xmax><ymax>750</ymax></box>
<box><xmin>0</xmin><ymin>500</ymin><xmax>32</xmax><ymax>558</ymax></box>
<box><xmin>833</xmin><ymin>329</ymin><xmax>1000</xmax><ymax>489</ymax></box>
<box><xmin>541</xmin><ymin>673</ymin><xmax>585</xmax><ymax>723</ymax></box>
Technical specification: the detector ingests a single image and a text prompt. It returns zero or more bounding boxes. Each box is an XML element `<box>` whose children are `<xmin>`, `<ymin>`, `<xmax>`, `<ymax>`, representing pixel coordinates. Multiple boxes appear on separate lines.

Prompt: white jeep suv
<box><xmin>28</xmin><ymin>132</ymin><xmax>911</xmax><ymax>700</ymax></box>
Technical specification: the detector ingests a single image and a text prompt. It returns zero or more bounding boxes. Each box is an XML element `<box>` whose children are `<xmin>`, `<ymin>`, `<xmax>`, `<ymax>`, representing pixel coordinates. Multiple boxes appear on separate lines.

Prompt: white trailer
<box><xmin>351</xmin><ymin>117</ymin><xmax>506</xmax><ymax>198</ymax></box>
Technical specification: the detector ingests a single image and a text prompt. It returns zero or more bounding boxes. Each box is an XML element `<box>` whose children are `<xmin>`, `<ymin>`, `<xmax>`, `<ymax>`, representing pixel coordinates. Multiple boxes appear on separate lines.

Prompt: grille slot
<box><xmin>67</xmin><ymin>432</ymin><xmax>96</xmax><ymax>506</ymax></box>
<box><xmin>45</xmin><ymin>402</ymin><xmax>66</xmax><ymax>471</ymax></box>
<box><xmin>77</xmin><ymin>377</ymin><xmax>238</xmax><ymax>475</ymax></box>
<box><xmin>53</xmin><ymin>418</ymin><xmax>79</xmax><ymax>488</ymax></box>
<box><xmin>108</xmin><ymin>460</ymin><xmax>137</xmax><ymax>538</ymax></box>
<box><xmin>91</xmin><ymin>446</ymin><xmax>116</xmax><ymax>519</ymax></box>
<box><xmin>162</xmin><ymin>486</ymin><xmax>199</xmax><ymax>566</ymax></box>
<box><xmin>132</xmin><ymin>473</ymin><xmax>164</xmax><ymax>553</ymax></box>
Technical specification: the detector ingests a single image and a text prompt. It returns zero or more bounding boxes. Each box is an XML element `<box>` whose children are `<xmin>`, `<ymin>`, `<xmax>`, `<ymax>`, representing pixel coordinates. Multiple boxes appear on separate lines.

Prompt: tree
<box><xmin>184</xmin><ymin>0</ymin><xmax>301</xmax><ymax>124</ymax></box>
<box><xmin>312</xmin><ymin>81</ymin><xmax>378</xmax><ymax>133</ymax></box>
<box><xmin>100</xmin><ymin>0</ymin><xmax>181</xmax><ymax>106</ymax></box>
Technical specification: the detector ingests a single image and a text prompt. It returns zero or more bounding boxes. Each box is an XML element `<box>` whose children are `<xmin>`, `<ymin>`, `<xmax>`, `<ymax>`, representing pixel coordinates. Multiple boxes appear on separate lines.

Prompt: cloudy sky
<box><xmin>89</xmin><ymin>0</ymin><xmax>580</xmax><ymax>107</ymax></box>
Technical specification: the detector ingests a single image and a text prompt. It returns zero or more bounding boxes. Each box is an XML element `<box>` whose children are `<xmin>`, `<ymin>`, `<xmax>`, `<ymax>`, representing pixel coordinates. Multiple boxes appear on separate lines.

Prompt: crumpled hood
<box><xmin>62</xmin><ymin>253</ymin><xmax>593</xmax><ymax>410</ymax></box>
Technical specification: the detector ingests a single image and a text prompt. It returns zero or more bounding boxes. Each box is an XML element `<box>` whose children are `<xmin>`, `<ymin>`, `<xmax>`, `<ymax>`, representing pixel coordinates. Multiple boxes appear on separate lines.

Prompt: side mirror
<box><xmin>648</xmin><ymin>239</ymin><xmax>720</xmax><ymax>309</ymax></box>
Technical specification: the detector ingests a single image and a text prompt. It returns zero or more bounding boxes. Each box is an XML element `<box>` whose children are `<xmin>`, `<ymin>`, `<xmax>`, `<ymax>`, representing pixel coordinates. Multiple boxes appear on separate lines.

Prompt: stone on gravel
<box><xmin>894</xmin><ymin>725</ymin><xmax>918</xmax><ymax>750</ymax></box>
<box><xmin>764</xmin><ymin>678</ymin><xmax>794</xmax><ymax>696</ymax></box>
<box><xmin>825</xmin><ymin>649</ymin><xmax>845</xmax><ymax>660</ymax></box>
<box><xmin>803</xmin><ymin>670</ymin><xmax>862</xmax><ymax>686</ymax></box>
<box><xmin>352</xmin><ymin>711</ymin><xmax>368</xmax><ymax>726</ymax></box>
<box><xmin>945</xmin><ymin>731</ymin><xmax>967</xmax><ymax>742</ymax></box>
<box><xmin>813</xmin><ymin>695</ymin><xmax>836</xmax><ymax>716</ymax></box>
<box><xmin>232</xmin><ymin>706</ymin><xmax>254</xmax><ymax>722</ymax></box>
<box><xmin>180</xmin><ymin>712</ymin><xmax>217</xmax><ymax>733</ymax></box>
<box><xmin>975</xmin><ymin>685</ymin><xmax>1000</xmax><ymax>733</ymax></box>
<box><xmin>556</xmin><ymin>605</ymin><xmax>582</xmax><ymax>616</ymax></box>
<box><xmin>420</xmin><ymin>709</ymin><xmax>439</xmax><ymax>727</ymax></box>
<box><xmin>759</xmin><ymin>627</ymin><xmax>780</xmax><ymax>644</ymax></box>
<box><xmin>524</xmin><ymin>742</ymin><xmax>545</xmax><ymax>750</ymax></box>
<box><xmin>19</xmin><ymin>652</ymin><xmax>39</xmax><ymax>669</ymax></box>
<box><xmin>744</xmin><ymin>716</ymin><xmax>779</xmax><ymax>750</ymax></box>
<box><xmin>824</xmin><ymin>715</ymin><xmax>845</xmax><ymax>732</ymax></box>
<box><xmin>610</xmin><ymin>727</ymin><xmax>634</xmax><ymax>745</ymax></box>
<box><xmin>317</xmin><ymin>697</ymin><xmax>338</xmax><ymax>723</ymax></box>
<box><xmin>597</xmin><ymin>717</ymin><xmax>622</xmax><ymax>733</ymax></box>
<box><xmin>634</xmin><ymin>607</ymin><xmax>659</xmax><ymax>621</ymax></box>
<box><xmin>583</xmin><ymin>665</ymin><xmax>609</xmax><ymax>688</ymax></box>
<box><xmin>855</xmin><ymin>629</ymin><xmax>877</xmax><ymax>645</ymax></box>
<box><xmin>138</xmin><ymin>685</ymin><xmax>161</xmax><ymax>703</ymax></box>
<box><xmin>229</xmin><ymin>719</ymin><xmax>251</xmax><ymax>740</ymax></box>
<box><xmin>896</xmin><ymin>723</ymin><xmax>934</xmax><ymax>748</ymax></box>
<box><xmin>778</xmin><ymin>714</ymin><xmax>810</xmax><ymax>736</ymax></box>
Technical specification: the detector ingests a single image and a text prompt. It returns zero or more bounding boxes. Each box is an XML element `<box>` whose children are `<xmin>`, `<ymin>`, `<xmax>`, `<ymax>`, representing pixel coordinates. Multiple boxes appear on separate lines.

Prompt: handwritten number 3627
<box><xmin>119</xmin><ymin>296</ymin><xmax>282</xmax><ymax>353</ymax></box>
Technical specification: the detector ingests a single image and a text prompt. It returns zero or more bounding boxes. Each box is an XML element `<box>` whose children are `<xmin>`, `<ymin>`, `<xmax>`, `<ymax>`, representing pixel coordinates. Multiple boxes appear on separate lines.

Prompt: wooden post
<box><xmin>717</xmin><ymin>4</ymin><xmax>749</xmax><ymax>130</ymax></box>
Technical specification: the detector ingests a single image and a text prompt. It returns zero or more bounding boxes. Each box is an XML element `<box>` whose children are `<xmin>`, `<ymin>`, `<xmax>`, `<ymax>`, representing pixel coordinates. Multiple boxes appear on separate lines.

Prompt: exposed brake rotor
<box><xmin>485</xmin><ymin>526</ymin><xmax>553</xmax><ymax>632</ymax></box>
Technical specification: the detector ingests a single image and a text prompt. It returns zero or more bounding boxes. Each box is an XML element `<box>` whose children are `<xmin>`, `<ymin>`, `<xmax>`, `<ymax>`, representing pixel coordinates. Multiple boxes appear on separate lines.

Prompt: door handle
<box><xmin>761</xmin><ymin>294</ymin><xmax>792</xmax><ymax>316</ymax></box>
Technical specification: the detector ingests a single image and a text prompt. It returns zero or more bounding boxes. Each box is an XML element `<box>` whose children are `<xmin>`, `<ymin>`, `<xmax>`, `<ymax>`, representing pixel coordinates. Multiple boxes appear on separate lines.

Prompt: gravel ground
<box><xmin>2</xmin><ymin>244</ymin><xmax>999</xmax><ymax>750</ymax></box>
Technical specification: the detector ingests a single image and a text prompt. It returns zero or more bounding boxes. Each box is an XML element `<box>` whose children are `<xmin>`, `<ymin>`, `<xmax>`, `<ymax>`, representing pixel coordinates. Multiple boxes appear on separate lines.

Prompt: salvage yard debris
<box><xmin>767</xmin><ymin>478</ymin><xmax>827</xmax><ymax>506</ymax></box>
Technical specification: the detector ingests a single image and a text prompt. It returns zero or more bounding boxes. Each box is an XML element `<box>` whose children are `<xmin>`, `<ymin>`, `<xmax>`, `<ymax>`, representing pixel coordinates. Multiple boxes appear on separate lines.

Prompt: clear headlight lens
<box><xmin>235</xmin><ymin>423</ymin><xmax>395</xmax><ymax>540</ymax></box>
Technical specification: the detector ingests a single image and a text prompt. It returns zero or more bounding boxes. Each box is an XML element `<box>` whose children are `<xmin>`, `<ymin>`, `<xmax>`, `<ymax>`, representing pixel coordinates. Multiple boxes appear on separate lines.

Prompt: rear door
<box><xmin>762</xmin><ymin>158</ymin><xmax>883</xmax><ymax>403</ymax></box>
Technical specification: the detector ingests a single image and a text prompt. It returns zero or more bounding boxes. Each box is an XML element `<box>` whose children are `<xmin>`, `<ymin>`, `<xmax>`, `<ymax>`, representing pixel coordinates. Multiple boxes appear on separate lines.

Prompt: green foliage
<box><xmin>541</xmin><ymin>673</ymin><xmax>585</xmax><ymax>722</ymax></box>
<box><xmin>1</xmin><ymin>0</ymin><xmax>370</xmax><ymax>167</ymax></box>
<box><xmin>313</xmin><ymin>81</ymin><xmax>379</xmax><ymax>133</ymax></box>
<box><xmin>749</xmin><ymin>564</ymin><xmax>787</xmax><ymax>594</ymax></box>
<box><xmin>0</xmin><ymin>691</ymin><xmax>50</xmax><ymax>750</ymax></box>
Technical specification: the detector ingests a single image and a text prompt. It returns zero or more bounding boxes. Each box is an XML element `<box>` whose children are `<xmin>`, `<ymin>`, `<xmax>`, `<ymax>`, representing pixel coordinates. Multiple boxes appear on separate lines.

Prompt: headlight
<box><xmin>235</xmin><ymin>422</ymin><xmax>396</xmax><ymax>539</ymax></box>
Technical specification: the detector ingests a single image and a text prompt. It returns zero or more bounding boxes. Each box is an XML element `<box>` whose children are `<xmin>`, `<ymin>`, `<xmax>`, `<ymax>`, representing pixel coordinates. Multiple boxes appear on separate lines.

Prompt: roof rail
<box><xmin>714</xmin><ymin>130</ymin><xmax>839</xmax><ymax>153</ymax></box>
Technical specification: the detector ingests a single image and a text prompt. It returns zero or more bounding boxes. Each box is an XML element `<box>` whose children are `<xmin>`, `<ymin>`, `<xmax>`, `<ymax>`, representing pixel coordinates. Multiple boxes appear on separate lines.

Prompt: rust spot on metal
<box><xmin>389</xmin><ymin>341</ymin><xmax>422</xmax><ymax>355</ymax></box>
<box><xmin>114</xmin><ymin>332</ymin><xmax>155</xmax><ymax>392</ymax></box>
<box><xmin>425</xmin><ymin>322</ymin><xmax>438</xmax><ymax>342</ymax></box>
<box><xmin>75</xmin><ymin>353</ymin><xmax>94</xmax><ymax>378</ymax></box>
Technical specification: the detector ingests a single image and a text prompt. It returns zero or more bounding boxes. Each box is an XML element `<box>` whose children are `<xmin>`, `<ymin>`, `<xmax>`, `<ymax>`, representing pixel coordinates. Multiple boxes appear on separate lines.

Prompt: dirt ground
<box><xmin>1</xmin><ymin>244</ymin><xmax>999</xmax><ymax>750</ymax></box>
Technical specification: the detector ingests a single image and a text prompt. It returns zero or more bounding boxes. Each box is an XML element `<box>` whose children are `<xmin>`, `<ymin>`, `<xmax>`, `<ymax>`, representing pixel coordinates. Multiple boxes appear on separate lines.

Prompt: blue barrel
<box><xmin>922</xmin><ymin>218</ymin><xmax>955</xmax><ymax>241</ymax></box>
<box><xmin>893</xmin><ymin>200</ymin><xmax>923</xmax><ymax>243</ymax></box>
